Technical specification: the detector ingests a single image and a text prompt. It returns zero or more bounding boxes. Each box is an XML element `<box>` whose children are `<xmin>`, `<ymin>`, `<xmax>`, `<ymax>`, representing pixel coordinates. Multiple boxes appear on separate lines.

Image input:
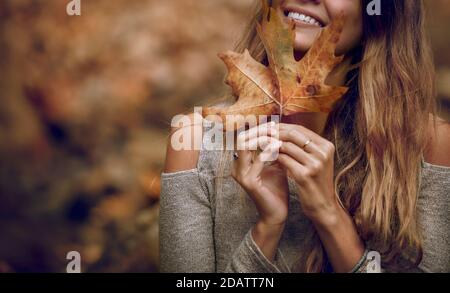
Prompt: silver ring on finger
<box><xmin>233</xmin><ymin>151</ymin><xmax>239</xmax><ymax>160</ymax></box>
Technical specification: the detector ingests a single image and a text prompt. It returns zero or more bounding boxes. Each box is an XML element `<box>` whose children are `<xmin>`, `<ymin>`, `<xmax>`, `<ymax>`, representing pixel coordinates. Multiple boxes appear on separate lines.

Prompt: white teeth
<box><xmin>287</xmin><ymin>11</ymin><xmax>322</xmax><ymax>27</ymax></box>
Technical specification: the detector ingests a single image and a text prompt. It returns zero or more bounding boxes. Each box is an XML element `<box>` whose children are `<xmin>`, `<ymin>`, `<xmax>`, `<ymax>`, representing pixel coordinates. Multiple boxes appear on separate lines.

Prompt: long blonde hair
<box><xmin>215</xmin><ymin>0</ymin><xmax>437</xmax><ymax>272</ymax></box>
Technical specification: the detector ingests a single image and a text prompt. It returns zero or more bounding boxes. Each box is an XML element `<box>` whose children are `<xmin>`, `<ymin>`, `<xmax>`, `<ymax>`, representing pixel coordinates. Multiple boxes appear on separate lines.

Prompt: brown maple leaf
<box><xmin>203</xmin><ymin>0</ymin><xmax>348</xmax><ymax>131</ymax></box>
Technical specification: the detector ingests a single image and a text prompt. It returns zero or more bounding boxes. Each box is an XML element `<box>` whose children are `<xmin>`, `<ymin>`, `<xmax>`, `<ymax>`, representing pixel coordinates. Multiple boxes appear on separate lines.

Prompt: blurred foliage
<box><xmin>0</xmin><ymin>0</ymin><xmax>448</xmax><ymax>272</ymax></box>
<box><xmin>0</xmin><ymin>0</ymin><xmax>253</xmax><ymax>272</ymax></box>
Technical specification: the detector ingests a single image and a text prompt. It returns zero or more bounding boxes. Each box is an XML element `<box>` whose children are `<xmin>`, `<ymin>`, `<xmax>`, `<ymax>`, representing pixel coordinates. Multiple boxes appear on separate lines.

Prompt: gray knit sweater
<box><xmin>159</xmin><ymin>121</ymin><xmax>450</xmax><ymax>273</ymax></box>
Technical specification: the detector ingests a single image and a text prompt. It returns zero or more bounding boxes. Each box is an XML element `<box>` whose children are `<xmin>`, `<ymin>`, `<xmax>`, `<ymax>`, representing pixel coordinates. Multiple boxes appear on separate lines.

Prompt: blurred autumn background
<box><xmin>0</xmin><ymin>0</ymin><xmax>449</xmax><ymax>273</ymax></box>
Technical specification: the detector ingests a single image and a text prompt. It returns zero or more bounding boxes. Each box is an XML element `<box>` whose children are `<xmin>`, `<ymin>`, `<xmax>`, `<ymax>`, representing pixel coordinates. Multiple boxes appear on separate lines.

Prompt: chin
<box><xmin>293</xmin><ymin>40</ymin><xmax>314</xmax><ymax>56</ymax></box>
<box><xmin>294</xmin><ymin>43</ymin><xmax>311</xmax><ymax>54</ymax></box>
<box><xmin>293</xmin><ymin>31</ymin><xmax>319</xmax><ymax>55</ymax></box>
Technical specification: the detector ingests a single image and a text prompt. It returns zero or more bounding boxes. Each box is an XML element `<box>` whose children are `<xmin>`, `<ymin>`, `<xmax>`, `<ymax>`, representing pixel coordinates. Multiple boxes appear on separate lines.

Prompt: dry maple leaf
<box><xmin>203</xmin><ymin>0</ymin><xmax>348</xmax><ymax>131</ymax></box>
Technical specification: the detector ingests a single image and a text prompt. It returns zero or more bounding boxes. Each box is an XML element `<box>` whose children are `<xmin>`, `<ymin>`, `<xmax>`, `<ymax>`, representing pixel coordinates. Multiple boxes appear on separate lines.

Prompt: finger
<box><xmin>278</xmin><ymin>128</ymin><xmax>325</xmax><ymax>159</ymax></box>
<box><xmin>234</xmin><ymin>135</ymin><xmax>274</xmax><ymax>177</ymax></box>
<box><xmin>241</xmin><ymin>136</ymin><xmax>281</xmax><ymax>151</ymax></box>
<box><xmin>237</xmin><ymin>121</ymin><xmax>277</xmax><ymax>146</ymax></box>
<box><xmin>278</xmin><ymin>123</ymin><xmax>330</xmax><ymax>146</ymax></box>
<box><xmin>234</xmin><ymin>149</ymin><xmax>252</xmax><ymax>171</ymax></box>
<box><xmin>248</xmin><ymin>141</ymin><xmax>282</xmax><ymax>178</ymax></box>
<box><xmin>277</xmin><ymin>153</ymin><xmax>308</xmax><ymax>182</ymax></box>
<box><xmin>234</xmin><ymin>144</ymin><xmax>253</xmax><ymax>177</ymax></box>
<box><xmin>248</xmin><ymin>152</ymin><xmax>264</xmax><ymax>179</ymax></box>
<box><xmin>279</xmin><ymin>141</ymin><xmax>313</xmax><ymax>166</ymax></box>
<box><xmin>260</xmin><ymin>140</ymin><xmax>282</xmax><ymax>163</ymax></box>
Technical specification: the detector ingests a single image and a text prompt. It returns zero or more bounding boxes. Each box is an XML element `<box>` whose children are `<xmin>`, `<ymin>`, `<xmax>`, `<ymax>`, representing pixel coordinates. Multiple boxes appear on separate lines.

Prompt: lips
<box><xmin>282</xmin><ymin>5</ymin><xmax>327</xmax><ymax>28</ymax></box>
<box><xmin>286</xmin><ymin>11</ymin><xmax>322</xmax><ymax>27</ymax></box>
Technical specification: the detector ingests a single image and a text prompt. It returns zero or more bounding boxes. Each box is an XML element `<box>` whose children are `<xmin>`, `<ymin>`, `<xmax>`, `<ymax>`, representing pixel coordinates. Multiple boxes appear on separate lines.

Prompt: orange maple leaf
<box><xmin>203</xmin><ymin>0</ymin><xmax>348</xmax><ymax>131</ymax></box>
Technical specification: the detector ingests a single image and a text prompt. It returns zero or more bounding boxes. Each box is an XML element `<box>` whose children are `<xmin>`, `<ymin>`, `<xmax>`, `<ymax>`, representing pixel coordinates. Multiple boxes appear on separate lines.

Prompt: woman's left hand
<box><xmin>275</xmin><ymin>123</ymin><xmax>343</xmax><ymax>225</ymax></box>
<box><xmin>249</xmin><ymin>122</ymin><xmax>365</xmax><ymax>272</ymax></box>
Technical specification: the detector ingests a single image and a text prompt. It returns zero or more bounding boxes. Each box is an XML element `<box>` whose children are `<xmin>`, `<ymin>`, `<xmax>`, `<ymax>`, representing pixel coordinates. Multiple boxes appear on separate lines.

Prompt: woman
<box><xmin>160</xmin><ymin>0</ymin><xmax>450</xmax><ymax>273</ymax></box>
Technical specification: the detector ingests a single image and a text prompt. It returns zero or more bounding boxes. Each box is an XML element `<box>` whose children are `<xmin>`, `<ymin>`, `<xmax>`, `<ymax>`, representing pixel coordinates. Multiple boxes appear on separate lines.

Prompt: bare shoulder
<box><xmin>424</xmin><ymin>115</ymin><xmax>450</xmax><ymax>167</ymax></box>
<box><xmin>164</xmin><ymin>112</ymin><xmax>204</xmax><ymax>173</ymax></box>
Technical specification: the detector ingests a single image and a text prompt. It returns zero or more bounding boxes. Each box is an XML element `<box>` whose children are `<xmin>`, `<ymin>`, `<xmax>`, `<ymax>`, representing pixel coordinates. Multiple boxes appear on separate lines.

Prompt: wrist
<box><xmin>310</xmin><ymin>203</ymin><xmax>349</xmax><ymax>232</ymax></box>
<box><xmin>253</xmin><ymin>220</ymin><xmax>285</xmax><ymax>242</ymax></box>
<box><xmin>251</xmin><ymin>220</ymin><xmax>285</xmax><ymax>262</ymax></box>
<box><xmin>310</xmin><ymin>206</ymin><xmax>366</xmax><ymax>273</ymax></box>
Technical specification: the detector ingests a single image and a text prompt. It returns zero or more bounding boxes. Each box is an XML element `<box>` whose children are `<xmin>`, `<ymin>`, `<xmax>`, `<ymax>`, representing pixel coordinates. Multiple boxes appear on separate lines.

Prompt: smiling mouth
<box><xmin>283</xmin><ymin>9</ymin><xmax>324</xmax><ymax>28</ymax></box>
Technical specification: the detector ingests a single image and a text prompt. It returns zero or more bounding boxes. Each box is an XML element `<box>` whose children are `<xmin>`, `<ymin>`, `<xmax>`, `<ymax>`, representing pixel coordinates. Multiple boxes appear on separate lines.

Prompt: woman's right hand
<box><xmin>231</xmin><ymin>122</ymin><xmax>289</xmax><ymax>261</ymax></box>
<box><xmin>231</xmin><ymin>122</ymin><xmax>288</xmax><ymax>261</ymax></box>
<box><xmin>232</xmin><ymin>122</ymin><xmax>289</xmax><ymax>226</ymax></box>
